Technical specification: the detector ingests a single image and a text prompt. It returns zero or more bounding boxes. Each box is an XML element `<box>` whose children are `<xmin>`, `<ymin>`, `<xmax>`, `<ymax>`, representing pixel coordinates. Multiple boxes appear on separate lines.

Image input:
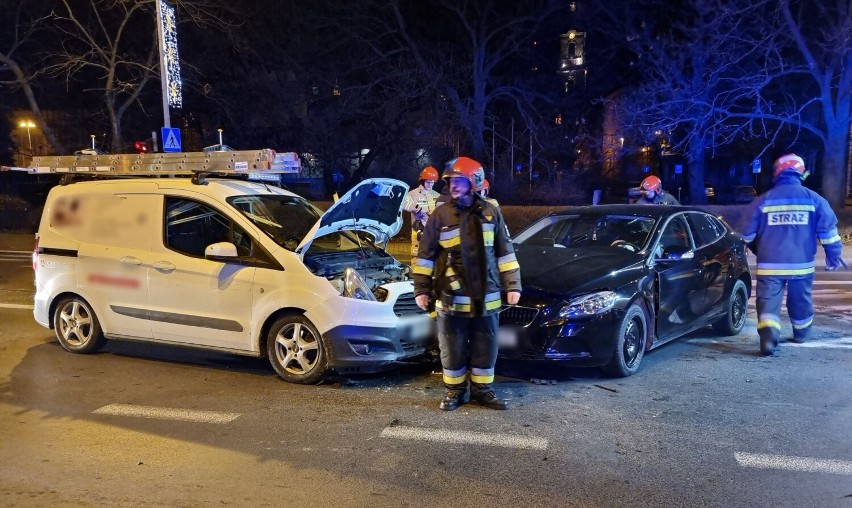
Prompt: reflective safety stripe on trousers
<box><xmin>755</xmin><ymin>261</ymin><xmax>815</xmax><ymax>277</ymax></box>
<box><xmin>758</xmin><ymin>313</ymin><xmax>781</xmax><ymax>330</ymax></box>
<box><xmin>443</xmin><ymin>366</ymin><xmax>468</xmax><ymax>385</ymax></box>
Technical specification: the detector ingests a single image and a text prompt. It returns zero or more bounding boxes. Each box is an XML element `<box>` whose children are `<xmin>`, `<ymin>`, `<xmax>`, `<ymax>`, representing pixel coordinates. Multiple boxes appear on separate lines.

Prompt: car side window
<box><xmin>165</xmin><ymin>197</ymin><xmax>252</xmax><ymax>258</ymax></box>
<box><xmin>686</xmin><ymin>212</ymin><xmax>723</xmax><ymax>248</ymax></box>
<box><xmin>656</xmin><ymin>216</ymin><xmax>691</xmax><ymax>257</ymax></box>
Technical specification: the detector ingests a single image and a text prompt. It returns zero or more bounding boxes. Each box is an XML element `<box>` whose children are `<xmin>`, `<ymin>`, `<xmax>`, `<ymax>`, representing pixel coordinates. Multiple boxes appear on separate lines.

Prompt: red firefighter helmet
<box><xmin>442</xmin><ymin>157</ymin><xmax>486</xmax><ymax>191</ymax></box>
<box><xmin>419</xmin><ymin>166</ymin><xmax>439</xmax><ymax>182</ymax></box>
<box><xmin>480</xmin><ymin>178</ymin><xmax>491</xmax><ymax>196</ymax></box>
<box><xmin>640</xmin><ymin>175</ymin><xmax>662</xmax><ymax>193</ymax></box>
<box><xmin>773</xmin><ymin>153</ymin><xmax>808</xmax><ymax>179</ymax></box>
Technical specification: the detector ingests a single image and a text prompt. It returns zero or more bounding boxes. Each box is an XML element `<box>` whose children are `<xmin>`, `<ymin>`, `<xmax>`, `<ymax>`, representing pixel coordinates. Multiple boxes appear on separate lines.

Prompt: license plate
<box><xmin>497</xmin><ymin>326</ymin><xmax>519</xmax><ymax>349</ymax></box>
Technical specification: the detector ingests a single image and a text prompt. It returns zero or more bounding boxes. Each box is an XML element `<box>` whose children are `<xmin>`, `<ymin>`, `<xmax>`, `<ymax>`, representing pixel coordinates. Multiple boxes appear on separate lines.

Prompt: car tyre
<box><xmin>712</xmin><ymin>279</ymin><xmax>748</xmax><ymax>336</ymax></box>
<box><xmin>267</xmin><ymin>315</ymin><xmax>328</xmax><ymax>384</ymax></box>
<box><xmin>53</xmin><ymin>296</ymin><xmax>106</xmax><ymax>353</ymax></box>
<box><xmin>603</xmin><ymin>302</ymin><xmax>647</xmax><ymax>377</ymax></box>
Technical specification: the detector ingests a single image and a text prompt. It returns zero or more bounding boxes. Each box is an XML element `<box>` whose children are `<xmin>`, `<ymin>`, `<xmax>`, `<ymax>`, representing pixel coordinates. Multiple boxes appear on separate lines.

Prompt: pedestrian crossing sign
<box><xmin>161</xmin><ymin>127</ymin><xmax>182</xmax><ymax>153</ymax></box>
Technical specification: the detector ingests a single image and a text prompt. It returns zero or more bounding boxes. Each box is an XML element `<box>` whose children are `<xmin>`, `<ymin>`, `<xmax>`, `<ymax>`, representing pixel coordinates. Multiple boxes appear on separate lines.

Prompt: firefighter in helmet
<box><xmin>403</xmin><ymin>166</ymin><xmax>440</xmax><ymax>257</ymax></box>
<box><xmin>632</xmin><ymin>175</ymin><xmax>680</xmax><ymax>205</ymax></box>
<box><xmin>740</xmin><ymin>153</ymin><xmax>846</xmax><ymax>356</ymax></box>
<box><xmin>479</xmin><ymin>178</ymin><xmax>500</xmax><ymax>208</ymax></box>
<box><xmin>413</xmin><ymin>157</ymin><xmax>521</xmax><ymax>411</ymax></box>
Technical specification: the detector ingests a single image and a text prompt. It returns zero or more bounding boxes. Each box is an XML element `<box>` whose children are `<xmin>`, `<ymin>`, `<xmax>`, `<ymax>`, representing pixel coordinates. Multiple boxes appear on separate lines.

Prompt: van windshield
<box><xmin>227</xmin><ymin>194</ymin><xmax>380</xmax><ymax>253</ymax></box>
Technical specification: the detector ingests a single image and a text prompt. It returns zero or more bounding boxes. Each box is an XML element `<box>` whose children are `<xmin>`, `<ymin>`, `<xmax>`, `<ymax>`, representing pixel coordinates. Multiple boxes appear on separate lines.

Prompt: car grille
<box><xmin>394</xmin><ymin>292</ymin><xmax>422</xmax><ymax>316</ymax></box>
<box><xmin>499</xmin><ymin>305</ymin><xmax>539</xmax><ymax>327</ymax></box>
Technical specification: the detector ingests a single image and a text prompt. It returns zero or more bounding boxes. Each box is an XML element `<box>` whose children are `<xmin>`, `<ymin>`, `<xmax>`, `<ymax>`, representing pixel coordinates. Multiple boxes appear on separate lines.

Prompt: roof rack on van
<box><xmin>0</xmin><ymin>149</ymin><xmax>301</xmax><ymax>185</ymax></box>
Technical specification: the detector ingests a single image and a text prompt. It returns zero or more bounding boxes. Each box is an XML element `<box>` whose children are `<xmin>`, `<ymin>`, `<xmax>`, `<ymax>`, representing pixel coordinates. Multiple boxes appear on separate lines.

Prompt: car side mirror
<box><xmin>527</xmin><ymin>236</ymin><xmax>555</xmax><ymax>247</ymax></box>
<box><xmin>662</xmin><ymin>245</ymin><xmax>694</xmax><ymax>260</ymax></box>
<box><xmin>205</xmin><ymin>241</ymin><xmax>239</xmax><ymax>261</ymax></box>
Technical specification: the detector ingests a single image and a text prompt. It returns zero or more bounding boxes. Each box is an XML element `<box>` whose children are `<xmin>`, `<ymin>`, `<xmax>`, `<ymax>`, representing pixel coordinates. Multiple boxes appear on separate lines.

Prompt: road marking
<box><xmin>380</xmin><ymin>425</ymin><xmax>548</xmax><ymax>450</ymax></box>
<box><xmin>0</xmin><ymin>303</ymin><xmax>34</xmax><ymax>310</ymax></box>
<box><xmin>735</xmin><ymin>452</ymin><xmax>852</xmax><ymax>475</ymax></box>
<box><xmin>787</xmin><ymin>338</ymin><xmax>852</xmax><ymax>349</ymax></box>
<box><xmin>93</xmin><ymin>403</ymin><xmax>240</xmax><ymax>424</ymax></box>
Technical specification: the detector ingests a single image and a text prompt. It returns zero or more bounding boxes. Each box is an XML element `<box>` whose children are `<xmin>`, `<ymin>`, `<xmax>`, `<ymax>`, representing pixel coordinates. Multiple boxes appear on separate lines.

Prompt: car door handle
<box><xmin>120</xmin><ymin>256</ymin><xmax>142</xmax><ymax>267</ymax></box>
<box><xmin>153</xmin><ymin>260</ymin><xmax>176</xmax><ymax>272</ymax></box>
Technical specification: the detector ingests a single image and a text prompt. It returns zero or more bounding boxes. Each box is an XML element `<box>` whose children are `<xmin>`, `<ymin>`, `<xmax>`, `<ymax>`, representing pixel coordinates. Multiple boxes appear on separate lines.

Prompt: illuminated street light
<box><xmin>18</xmin><ymin>120</ymin><xmax>36</xmax><ymax>151</ymax></box>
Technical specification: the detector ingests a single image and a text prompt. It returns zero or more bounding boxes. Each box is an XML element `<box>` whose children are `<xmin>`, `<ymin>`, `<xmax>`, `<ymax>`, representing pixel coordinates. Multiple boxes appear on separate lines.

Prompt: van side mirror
<box><xmin>205</xmin><ymin>242</ymin><xmax>238</xmax><ymax>261</ymax></box>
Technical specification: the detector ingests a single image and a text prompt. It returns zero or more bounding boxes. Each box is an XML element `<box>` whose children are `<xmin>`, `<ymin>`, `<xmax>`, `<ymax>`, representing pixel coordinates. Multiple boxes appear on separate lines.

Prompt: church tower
<box><xmin>558</xmin><ymin>2</ymin><xmax>586</xmax><ymax>92</ymax></box>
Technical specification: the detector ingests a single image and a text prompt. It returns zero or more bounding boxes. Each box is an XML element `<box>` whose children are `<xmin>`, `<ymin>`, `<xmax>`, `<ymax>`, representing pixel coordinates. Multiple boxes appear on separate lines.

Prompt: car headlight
<box><xmin>559</xmin><ymin>291</ymin><xmax>617</xmax><ymax>318</ymax></box>
<box><xmin>342</xmin><ymin>267</ymin><xmax>377</xmax><ymax>301</ymax></box>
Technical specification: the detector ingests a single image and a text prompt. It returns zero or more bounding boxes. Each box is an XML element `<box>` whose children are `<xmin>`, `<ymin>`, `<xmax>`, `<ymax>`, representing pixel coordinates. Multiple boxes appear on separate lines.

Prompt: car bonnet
<box><xmin>295</xmin><ymin>178</ymin><xmax>408</xmax><ymax>257</ymax></box>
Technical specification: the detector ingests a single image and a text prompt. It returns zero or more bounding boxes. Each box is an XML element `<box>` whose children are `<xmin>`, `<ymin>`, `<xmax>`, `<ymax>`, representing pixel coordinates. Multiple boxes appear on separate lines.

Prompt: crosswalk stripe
<box><xmin>380</xmin><ymin>425</ymin><xmax>548</xmax><ymax>450</ymax></box>
<box><xmin>0</xmin><ymin>303</ymin><xmax>34</xmax><ymax>310</ymax></box>
<box><xmin>787</xmin><ymin>339</ymin><xmax>852</xmax><ymax>349</ymax></box>
<box><xmin>735</xmin><ymin>452</ymin><xmax>852</xmax><ymax>475</ymax></box>
<box><xmin>93</xmin><ymin>403</ymin><xmax>240</xmax><ymax>424</ymax></box>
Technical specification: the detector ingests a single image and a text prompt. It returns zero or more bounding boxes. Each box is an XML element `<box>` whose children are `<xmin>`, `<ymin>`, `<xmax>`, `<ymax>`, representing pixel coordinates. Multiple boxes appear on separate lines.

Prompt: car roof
<box><xmin>550</xmin><ymin>204</ymin><xmax>708</xmax><ymax>219</ymax></box>
<box><xmin>48</xmin><ymin>177</ymin><xmax>302</xmax><ymax>201</ymax></box>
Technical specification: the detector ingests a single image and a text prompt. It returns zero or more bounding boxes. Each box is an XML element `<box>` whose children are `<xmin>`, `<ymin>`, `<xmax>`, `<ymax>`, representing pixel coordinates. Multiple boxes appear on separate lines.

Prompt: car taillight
<box><xmin>32</xmin><ymin>234</ymin><xmax>39</xmax><ymax>272</ymax></box>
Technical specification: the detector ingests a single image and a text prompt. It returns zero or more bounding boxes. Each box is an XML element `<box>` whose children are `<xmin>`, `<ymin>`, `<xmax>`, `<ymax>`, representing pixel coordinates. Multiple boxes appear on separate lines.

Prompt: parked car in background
<box><xmin>715</xmin><ymin>185</ymin><xmax>757</xmax><ymax>205</ymax></box>
<box><xmin>704</xmin><ymin>182</ymin><xmax>716</xmax><ymax>202</ymax></box>
<box><xmin>497</xmin><ymin>205</ymin><xmax>751</xmax><ymax>377</ymax></box>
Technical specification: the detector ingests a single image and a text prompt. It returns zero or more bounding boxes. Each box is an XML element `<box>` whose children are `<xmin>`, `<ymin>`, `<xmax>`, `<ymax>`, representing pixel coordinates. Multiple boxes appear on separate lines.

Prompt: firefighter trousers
<box><xmin>755</xmin><ymin>276</ymin><xmax>814</xmax><ymax>344</ymax></box>
<box><xmin>436</xmin><ymin>313</ymin><xmax>499</xmax><ymax>396</ymax></box>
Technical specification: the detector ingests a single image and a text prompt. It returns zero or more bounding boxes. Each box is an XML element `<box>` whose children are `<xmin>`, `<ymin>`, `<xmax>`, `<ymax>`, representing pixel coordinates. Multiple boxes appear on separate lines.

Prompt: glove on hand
<box><xmin>825</xmin><ymin>256</ymin><xmax>848</xmax><ymax>271</ymax></box>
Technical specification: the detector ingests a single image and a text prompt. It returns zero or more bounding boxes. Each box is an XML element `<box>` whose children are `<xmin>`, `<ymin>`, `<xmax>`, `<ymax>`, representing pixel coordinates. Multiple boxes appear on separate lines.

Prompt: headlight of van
<box><xmin>342</xmin><ymin>267</ymin><xmax>377</xmax><ymax>301</ymax></box>
<box><xmin>559</xmin><ymin>291</ymin><xmax>617</xmax><ymax>318</ymax></box>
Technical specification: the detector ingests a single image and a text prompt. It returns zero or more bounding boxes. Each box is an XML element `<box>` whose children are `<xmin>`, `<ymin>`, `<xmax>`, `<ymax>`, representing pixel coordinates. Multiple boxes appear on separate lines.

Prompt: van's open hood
<box><xmin>295</xmin><ymin>178</ymin><xmax>408</xmax><ymax>257</ymax></box>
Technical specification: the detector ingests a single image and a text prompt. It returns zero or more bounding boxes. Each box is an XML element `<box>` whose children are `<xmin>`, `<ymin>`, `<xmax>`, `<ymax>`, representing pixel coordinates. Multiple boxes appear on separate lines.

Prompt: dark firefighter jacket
<box><xmin>412</xmin><ymin>194</ymin><xmax>521</xmax><ymax>317</ymax></box>
<box><xmin>740</xmin><ymin>172</ymin><xmax>842</xmax><ymax>279</ymax></box>
<box><xmin>631</xmin><ymin>190</ymin><xmax>680</xmax><ymax>205</ymax></box>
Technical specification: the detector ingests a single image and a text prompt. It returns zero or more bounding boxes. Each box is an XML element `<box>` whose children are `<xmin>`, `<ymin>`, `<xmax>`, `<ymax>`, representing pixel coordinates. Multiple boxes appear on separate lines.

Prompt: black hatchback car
<box><xmin>497</xmin><ymin>205</ymin><xmax>751</xmax><ymax>377</ymax></box>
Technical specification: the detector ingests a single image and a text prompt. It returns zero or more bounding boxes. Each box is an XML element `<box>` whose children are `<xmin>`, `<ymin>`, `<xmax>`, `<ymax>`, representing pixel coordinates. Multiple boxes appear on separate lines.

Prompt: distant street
<box><xmin>1</xmin><ymin>233</ymin><xmax>851</xmax><ymax>507</ymax></box>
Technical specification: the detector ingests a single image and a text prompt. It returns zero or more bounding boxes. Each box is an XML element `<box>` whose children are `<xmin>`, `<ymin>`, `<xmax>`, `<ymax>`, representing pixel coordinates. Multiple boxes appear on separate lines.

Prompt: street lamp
<box><xmin>18</xmin><ymin>120</ymin><xmax>35</xmax><ymax>151</ymax></box>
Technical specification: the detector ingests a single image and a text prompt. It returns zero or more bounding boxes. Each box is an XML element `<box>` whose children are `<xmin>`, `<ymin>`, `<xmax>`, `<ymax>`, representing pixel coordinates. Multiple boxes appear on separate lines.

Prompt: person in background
<box><xmin>631</xmin><ymin>175</ymin><xmax>680</xmax><ymax>205</ymax></box>
<box><xmin>412</xmin><ymin>157</ymin><xmax>521</xmax><ymax>411</ymax></box>
<box><xmin>479</xmin><ymin>179</ymin><xmax>500</xmax><ymax>208</ymax></box>
<box><xmin>740</xmin><ymin>153</ymin><xmax>846</xmax><ymax>356</ymax></box>
<box><xmin>403</xmin><ymin>166</ymin><xmax>440</xmax><ymax>257</ymax></box>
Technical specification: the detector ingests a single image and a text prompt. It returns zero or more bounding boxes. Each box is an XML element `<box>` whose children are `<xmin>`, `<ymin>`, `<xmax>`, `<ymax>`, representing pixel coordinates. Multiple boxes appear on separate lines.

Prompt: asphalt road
<box><xmin>1</xmin><ymin>233</ymin><xmax>851</xmax><ymax>507</ymax></box>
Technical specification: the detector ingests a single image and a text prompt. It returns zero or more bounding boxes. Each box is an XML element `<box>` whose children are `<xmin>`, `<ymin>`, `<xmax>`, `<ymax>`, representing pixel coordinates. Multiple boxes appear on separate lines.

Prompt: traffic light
<box><xmin>134</xmin><ymin>141</ymin><xmax>149</xmax><ymax>154</ymax></box>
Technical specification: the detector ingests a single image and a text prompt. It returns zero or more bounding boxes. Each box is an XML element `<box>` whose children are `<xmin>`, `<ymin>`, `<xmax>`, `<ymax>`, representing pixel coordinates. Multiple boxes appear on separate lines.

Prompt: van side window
<box><xmin>165</xmin><ymin>197</ymin><xmax>252</xmax><ymax>257</ymax></box>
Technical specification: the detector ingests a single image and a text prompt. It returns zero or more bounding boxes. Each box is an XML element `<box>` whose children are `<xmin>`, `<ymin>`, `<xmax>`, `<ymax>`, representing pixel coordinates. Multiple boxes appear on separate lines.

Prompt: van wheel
<box><xmin>603</xmin><ymin>302</ymin><xmax>647</xmax><ymax>377</ymax></box>
<box><xmin>53</xmin><ymin>296</ymin><xmax>106</xmax><ymax>353</ymax></box>
<box><xmin>267</xmin><ymin>315</ymin><xmax>328</xmax><ymax>384</ymax></box>
<box><xmin>712</xmin><ymin>279</ymin><xmax>748</xmax><ymax>336</ymax></box>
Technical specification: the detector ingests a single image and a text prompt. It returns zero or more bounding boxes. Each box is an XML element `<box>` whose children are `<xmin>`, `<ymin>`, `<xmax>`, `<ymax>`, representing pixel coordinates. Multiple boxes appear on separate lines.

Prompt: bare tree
<box><xmin>758</xmin><ymin>0</ymin><xmax>852</xmax><ymax>207</ymax></box>
<box><xmin>596</xmin><ymin>0</ymin><xmax>776</xmax><ymax>204</ymax></box>
<box><xmin>0</xmin><ymin>0</ymin><xmax>65</xmax><ymax>153</ymax></box>
<box><xmin>596</xmin><ymin>0</ymin><xmax>851</xmax><ymax>207</ymax></box>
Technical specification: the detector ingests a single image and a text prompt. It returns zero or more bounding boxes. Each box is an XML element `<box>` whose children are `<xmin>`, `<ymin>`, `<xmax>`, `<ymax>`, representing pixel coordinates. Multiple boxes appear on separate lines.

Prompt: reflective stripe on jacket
<box><xmin>740</xmin><ymin>173</ymin><xmax>842</xmax><ymax>278</ymax></box>
<box><xmin>412</xmin><ymin>195</ymin><xmax>521</xmax><ymax>317</ymax></box>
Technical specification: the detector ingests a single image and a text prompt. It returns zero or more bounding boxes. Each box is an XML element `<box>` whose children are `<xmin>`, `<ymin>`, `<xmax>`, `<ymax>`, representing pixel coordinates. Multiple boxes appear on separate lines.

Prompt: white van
<box><xmin>32</xmin><ymin>176</ymin><xmax>434</xmax><ymax>383</ymax></box>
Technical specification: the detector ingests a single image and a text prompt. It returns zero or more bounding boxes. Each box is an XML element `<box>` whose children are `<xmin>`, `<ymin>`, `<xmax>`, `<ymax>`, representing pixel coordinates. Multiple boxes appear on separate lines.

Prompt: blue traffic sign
<box><xmin>161</xmin><ymin>127</ymin><xmax>182</xmax><ymax>153</ymax></box>
<box><xmin>674</xmin><ymin>164</ymin><xmax>683</xmax><ymax>174</ymax></box>
<box><xmin>752</xmin><ymin>159</ymin><xmax>761</xmax><ymax>174</ymax></box>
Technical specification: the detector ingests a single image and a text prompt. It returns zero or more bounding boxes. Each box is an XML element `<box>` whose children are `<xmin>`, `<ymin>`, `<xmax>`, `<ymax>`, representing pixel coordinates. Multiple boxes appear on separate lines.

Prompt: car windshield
<box><xmin>227</xmin><ymin>194</ymin><xmax>379</xmax><ymax>253</ymax></box>
<box><xmin>515</xmin><ymin>213</ymin><xmax>657</xmax><ymax>250</ymax></box>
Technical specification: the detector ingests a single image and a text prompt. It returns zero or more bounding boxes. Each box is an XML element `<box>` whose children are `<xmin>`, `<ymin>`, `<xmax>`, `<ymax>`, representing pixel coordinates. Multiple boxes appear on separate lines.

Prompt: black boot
<box><xmin>439</xmin><ymin>389</ymin><xmax>467</xmax><ymax>411</ymax></box>
<box><xmin>470</xmin><ymin>390</ymin><xmax>509</xmax><ymax>410</ymax></box>
<box><xmin>760</xmin><ymin>335</ymin><xmax>778</xmax><ymax>356</ymax></box>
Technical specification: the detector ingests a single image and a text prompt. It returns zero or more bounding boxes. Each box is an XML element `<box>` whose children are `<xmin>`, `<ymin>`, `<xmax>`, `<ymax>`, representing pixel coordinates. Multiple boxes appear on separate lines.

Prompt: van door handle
<box><xmin>153</xmin><ymin>261</ymin><xmax>176</xmax><ymax>272</ymax></box>
<box><xmin>120</xmin><ymin>256</ymin><xmax>142</xmax><ymax>267</ymax></box>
